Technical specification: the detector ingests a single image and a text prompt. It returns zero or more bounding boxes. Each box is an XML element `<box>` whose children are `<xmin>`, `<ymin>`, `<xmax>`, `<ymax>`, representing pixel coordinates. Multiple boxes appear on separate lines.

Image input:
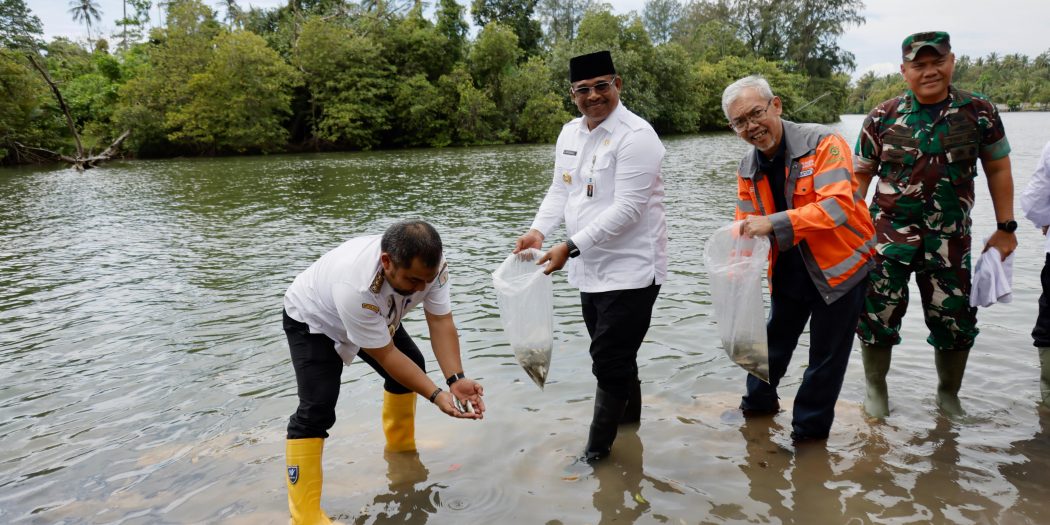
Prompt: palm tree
<box><xmin>68</xmin><ymin>0</ymin><xmax>102</xmax><ymax>40</ymax></box>
<box><xmin>221</xmin><ymin>0</ymin><xmax>242</xmax><ymax>28</ymax></box>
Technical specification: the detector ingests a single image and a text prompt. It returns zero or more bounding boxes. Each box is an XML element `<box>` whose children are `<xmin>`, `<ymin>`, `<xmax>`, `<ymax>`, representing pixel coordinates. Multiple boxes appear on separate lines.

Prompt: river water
<box><xmin>2</xmin><ymin>113</ymin><xmax>1049</xmax><ymax>524</ymax></box>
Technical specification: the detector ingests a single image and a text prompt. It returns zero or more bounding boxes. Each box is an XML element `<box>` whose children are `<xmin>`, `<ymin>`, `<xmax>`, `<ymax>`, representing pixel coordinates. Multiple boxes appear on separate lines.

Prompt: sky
<box><xmin>28</xmin><ymin>0</ymin><xmax>1050</xmax><ymax>82</ymax></box>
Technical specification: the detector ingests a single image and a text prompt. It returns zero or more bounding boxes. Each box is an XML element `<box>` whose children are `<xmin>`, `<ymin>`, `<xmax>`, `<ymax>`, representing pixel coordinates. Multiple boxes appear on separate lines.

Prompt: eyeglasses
<box><xmin>729</xmin><ymin>99</ymin><xmax>773</xmax><ymax>132</ymax></box>
<box><xmin>570</xmin><ymin>78</ymin><xmax>617</xmax><ymax>97</ymax></box>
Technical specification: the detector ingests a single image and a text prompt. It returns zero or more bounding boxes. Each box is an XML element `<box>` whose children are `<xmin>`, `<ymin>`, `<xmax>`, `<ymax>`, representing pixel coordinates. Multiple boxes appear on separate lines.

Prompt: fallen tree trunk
<box><xmin>14</xmin><ymin>129</ymin><xmax>131</xmax><ymax>170</ymax></box>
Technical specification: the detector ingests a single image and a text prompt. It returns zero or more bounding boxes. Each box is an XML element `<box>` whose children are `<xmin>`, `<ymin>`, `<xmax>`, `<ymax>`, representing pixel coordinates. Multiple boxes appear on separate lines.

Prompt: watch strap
<box><xmin>446</xmin><ymin>372</ymin><xmax>466</xmax><ymax>387</ymax></box>
<box><xmin>566</xmin><ymin>239</ymin><xmax>580</xmax><ymax>258</ymax></box>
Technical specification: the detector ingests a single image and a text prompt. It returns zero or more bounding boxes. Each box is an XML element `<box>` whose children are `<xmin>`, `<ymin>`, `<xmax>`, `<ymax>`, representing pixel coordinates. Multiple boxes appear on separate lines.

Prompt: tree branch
<box><xmin>26</xmin><ymin>53</ymin><xmax>84</xmax><ymax>159</ymax></box>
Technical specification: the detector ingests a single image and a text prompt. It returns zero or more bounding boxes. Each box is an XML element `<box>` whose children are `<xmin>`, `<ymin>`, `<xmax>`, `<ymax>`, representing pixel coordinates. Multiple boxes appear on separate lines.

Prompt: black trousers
<box><xmin>739</xmin><ymin>276</ymin><xmax>867</xmax><ymax>439</ymax></box>
<box><xmin>580</xmin><ymin>283</ymin><xmax>661</xmax><ymax>398</ymax></box>
<box><xmin>1034</xmin><ymin>253</ymin><xmax>1050</xmax><ymax>347</ymax></box>
<box><xmin>283</xmin><ymin>309</ymin><xmax>425</xmax><ymax>439</ymax></box>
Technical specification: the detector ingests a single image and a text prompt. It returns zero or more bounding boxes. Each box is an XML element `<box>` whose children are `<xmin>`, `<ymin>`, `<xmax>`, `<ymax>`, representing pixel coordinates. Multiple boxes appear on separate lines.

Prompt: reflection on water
<box><xmin>1</xmin><ymin>114</ymin><xmax>1050</xmax><ymax>523</ymax></box>
<box><xmin>352</xmin><ymin>452</ymin><xmax>434</xmax><ymax>525</ymax></box>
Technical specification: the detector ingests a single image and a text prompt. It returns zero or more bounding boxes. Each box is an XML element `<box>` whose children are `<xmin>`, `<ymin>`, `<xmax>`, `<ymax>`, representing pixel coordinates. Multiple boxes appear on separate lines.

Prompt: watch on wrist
<box><xmin>446</xmin><ymin>372</ymin><xmax>465</xmax><ymax>387</ymax></box>
<box><xmin>566</xmin><ymin>239</ymin><xmax>581</xmax><ymax>258</ymax></box>
<box><xmin>996</xmin><ymin>220</ymin><xmax>1018</xmax><ymax>233</ymax></box>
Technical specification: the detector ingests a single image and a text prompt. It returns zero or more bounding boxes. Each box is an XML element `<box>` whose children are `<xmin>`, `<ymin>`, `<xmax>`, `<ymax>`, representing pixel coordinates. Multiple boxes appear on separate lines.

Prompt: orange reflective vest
<box><xmin>734</xmin><ymin>120</ymin><xmax>875</xmax><ymax>304</ymax></box>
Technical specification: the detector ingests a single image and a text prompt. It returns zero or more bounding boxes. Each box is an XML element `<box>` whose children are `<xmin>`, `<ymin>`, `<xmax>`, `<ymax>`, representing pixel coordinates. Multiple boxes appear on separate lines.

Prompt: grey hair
<box><xmin>721</xmin><ymin>75</ymin><xmax>775</xmax><ymax>120</ymax></box>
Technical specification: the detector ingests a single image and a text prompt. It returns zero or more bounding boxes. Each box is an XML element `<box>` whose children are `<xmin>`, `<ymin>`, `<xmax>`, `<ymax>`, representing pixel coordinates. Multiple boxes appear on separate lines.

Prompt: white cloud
<box><xmin>841</xmin><ymin>0</ymin><xmax>1049</xmax><ymax>80</ymax></box>
<box><xmin>29</xmin><ymin>0</ymin><xmax>1050</xmax><ymax>72</ymax></box>
<box><xmin>854</xmin><ymin>62</ymin><xmax>899</xmax><ymax>81</ymax></box>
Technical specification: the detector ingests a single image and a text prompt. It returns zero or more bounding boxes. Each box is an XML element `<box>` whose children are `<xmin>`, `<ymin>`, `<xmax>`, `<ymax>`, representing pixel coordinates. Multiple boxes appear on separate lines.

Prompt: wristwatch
<box><xmin>996</xmin><ymin>220</ymin><xmax>1018</xmax><ymax>233</ymax></box>
<box><xmin>446</xmin><ymin>372</ymin><xmax>466</xmax><ymax>387</ymax></box>
<box><xmin>566</xmin><ymin>239</ymin><xmax>581</xmax><ymax>258</ymax></box>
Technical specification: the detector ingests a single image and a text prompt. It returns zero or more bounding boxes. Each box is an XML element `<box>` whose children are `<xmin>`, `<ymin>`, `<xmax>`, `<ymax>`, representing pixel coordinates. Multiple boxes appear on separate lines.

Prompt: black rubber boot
<box><xmin>861</xmin><ymin>344</ymin><xmax>892</xmax><ymax>419</ymax></box>
<box><xmin>935</xmin><ymin>350</ymin><xmax>969</xmax><ymax>418</ymax></box>
<box><xmin>620</xmin><ymin>378</ymin><xmax>641</xmax><ymax>424</ymax></box>
<box><xmin>584</xmin><ymin>385</ymin><xmax>627</xmax><ymax>462</ymax></box>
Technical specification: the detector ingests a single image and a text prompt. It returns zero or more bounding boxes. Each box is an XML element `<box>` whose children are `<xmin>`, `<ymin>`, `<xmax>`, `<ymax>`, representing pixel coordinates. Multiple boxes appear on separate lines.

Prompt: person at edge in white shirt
<box><xmin>1020</xmin><ymin>140</ymin><xmax>1050</xmax><ymax>407</ymax></box>
<box><xmin>514</xmin><ymin>50</ymin><xmax>667</xmax><ymax>463</ymax></box>
<box><xmin>281</xmin><ymin>220</ymin><xmax>485</xmax><ymax>525</ymax></box>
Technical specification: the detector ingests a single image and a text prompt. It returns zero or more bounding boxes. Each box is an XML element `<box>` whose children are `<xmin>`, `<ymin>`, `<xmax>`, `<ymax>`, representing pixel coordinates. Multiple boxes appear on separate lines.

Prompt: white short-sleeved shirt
<box><xmin>283</xmin><ymin>235</ymin><xmax>451</xmax><ymax>364</ymax></box>
<box><xmin>529</xmin><ymin>102</ymin><xmax>668</xmax><ymax>293</ymax></box>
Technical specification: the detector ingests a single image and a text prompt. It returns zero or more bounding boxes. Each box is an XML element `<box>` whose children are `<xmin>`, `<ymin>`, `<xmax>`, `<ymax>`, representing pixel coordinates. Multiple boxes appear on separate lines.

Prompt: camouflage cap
<box><xmin>901</xmin><ymin>31</ymin><xmax>951</xmax><ymax>61</ymax></box>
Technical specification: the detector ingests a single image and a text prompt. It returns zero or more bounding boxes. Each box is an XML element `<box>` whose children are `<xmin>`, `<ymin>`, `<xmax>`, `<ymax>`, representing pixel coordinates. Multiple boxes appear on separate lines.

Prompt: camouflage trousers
<box><xmin>856</xmin><ymin>242</ymin><xmax>978</xmax><ymax>352</ymax></box>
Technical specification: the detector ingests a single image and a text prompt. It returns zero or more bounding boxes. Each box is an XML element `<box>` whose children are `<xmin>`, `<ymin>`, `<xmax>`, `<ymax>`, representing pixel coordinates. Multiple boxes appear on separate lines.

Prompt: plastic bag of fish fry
<box><xmin>703</xmin><ymin>221</ymin><xmax>771</xmax><ymax>383</ymax></box>
<box><xmin>492</xmin><ymin>248</ymin><xmax>554</xmax><ymax>389</ymax></box>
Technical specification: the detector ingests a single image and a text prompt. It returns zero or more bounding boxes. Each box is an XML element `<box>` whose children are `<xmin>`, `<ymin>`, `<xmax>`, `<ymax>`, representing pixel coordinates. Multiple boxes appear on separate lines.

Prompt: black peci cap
<box><xmin>569</xmin><ymin>51</ymin><xmax>616</xmax><ymax>82</ymax></box>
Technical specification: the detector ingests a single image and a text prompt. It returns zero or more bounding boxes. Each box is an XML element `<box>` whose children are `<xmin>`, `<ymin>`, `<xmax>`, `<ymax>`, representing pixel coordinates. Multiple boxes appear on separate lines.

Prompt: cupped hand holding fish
<box><xmin>450</xmin><ymin>379</ymin><xmax>485</xmax><ymax>418</ymax></box>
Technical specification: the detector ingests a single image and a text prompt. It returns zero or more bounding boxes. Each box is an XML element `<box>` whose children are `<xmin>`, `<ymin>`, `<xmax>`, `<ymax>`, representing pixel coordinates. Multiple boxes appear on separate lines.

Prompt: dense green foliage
<box><xmin>848</xmin><ymin>51</ymin><xmax>1050</xmax><ymax>114</ymax></box>
<box><xmin>2</xmin><ymin>0</ymin><xmax>1037</xmax><ymax>165</ymax></box>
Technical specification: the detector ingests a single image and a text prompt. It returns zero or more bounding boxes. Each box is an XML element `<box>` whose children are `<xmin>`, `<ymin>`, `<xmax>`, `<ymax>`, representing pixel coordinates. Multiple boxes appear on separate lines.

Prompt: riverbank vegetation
<box><xmin>847</xmin><ymin>51</ymin><xmax>1050</xmax><ymax>114</ymax></box>
<box><xmin>1</xmin><ymin>0</ymin><xmax>1046</xmax><ymax>164</ymax></box>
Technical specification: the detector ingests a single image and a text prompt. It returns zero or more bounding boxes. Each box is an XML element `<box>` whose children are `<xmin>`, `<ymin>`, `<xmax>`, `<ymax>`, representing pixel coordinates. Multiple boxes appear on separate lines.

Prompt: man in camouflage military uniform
<box><xmin>853</xmin><ymin>31</ymin><xmax>1017</xmax><ymax>418</ymax></box>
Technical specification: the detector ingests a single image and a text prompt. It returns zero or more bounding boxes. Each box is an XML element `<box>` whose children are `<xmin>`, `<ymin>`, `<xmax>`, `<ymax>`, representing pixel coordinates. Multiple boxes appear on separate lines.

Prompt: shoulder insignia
<box><xmin>362</xmin><ymin>303</ymin><xmax>380</xmax><ymax>314</ymax></box>
<box><xmin>369</xmin><ymin>270</ymin><xmax>384</xmax><ymax>294</ymax></box>
<box><xmin>437</xmin><ymin>262</ymin><xmax>449</xmax><ymax>288</ymax></box>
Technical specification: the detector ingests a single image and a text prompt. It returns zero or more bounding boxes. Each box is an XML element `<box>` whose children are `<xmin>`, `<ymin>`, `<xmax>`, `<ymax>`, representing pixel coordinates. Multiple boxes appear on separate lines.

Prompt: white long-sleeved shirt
<box><xmin>1021</xmin><ymin>141</ymin><xmax>1050</xmax><ymax>253</ymax></box>
<box><xmin>529</xmin><ymin>103</ymin><xmax>667</xmax><ymax>293</ymax></box>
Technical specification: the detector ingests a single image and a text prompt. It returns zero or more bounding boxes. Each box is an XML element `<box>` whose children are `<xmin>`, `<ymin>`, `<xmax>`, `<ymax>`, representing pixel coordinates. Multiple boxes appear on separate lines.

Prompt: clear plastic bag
<box><xmin>703</xmin><ymin>221</ymin><xmax>771</xmax><ymax>383</ymax></box>
<box><xmin>492</xmin><ymin>249</ymin><xmax>554</xmax><ymax>389</ymax></box>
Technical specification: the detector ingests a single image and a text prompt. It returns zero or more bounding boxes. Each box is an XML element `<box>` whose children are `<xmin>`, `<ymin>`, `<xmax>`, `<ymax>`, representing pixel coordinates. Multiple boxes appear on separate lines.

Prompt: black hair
<box><xmin>381</xmin><ymin>220</ymin><xmax>443</xmax><ymax>269</ymax></box>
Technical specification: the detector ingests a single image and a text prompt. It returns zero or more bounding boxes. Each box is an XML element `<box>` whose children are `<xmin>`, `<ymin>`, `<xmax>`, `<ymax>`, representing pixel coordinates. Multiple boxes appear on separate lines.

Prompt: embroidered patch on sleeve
<box><xmin>437</xmin><ymin>262</ymin><xmax>449</xmax><ymax>287</ymax></box>
<box><xmin>362</xmin><ymin>303</ymin><xmax>380</xmax><ymax>314</ymax></box>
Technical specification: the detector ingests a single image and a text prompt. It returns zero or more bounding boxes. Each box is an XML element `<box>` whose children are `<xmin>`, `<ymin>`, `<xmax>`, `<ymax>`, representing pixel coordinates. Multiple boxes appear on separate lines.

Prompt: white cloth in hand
<box><xmin>970</xmin><ymin>243</ymin><xmax>1013</xmax><ymax>308</ymax></box>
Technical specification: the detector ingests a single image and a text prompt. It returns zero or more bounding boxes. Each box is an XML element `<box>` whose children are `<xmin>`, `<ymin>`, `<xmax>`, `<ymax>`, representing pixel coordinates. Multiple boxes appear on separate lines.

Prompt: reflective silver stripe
<box><xmin>737</xmin><ymin>199</ymin><xmax>756</xmax><ymax>213</ymax></box>
<box><xmin>824</xmin><ymin>251</ymin><xmax>862</xmax><ymax>280</ymax></box>
<box><xmin>862</xmin><ymin>235</ymin><xmax>876</xmax><ymax>253</ymax></box>
<box><xmin>770</xmin><ymin>211</ymin><xmax>794</xmax><ymax>249</ymax></box>
<box><xmin>842</xmin><ymin>222</ymin><xmax>863</xmax><ymax>240</ymax></box>
<box><xmin>819</xmin><ymin>198</ymin><xmax>847</xmax><ymax>226</ymax></box>
<box><xmin>814</xmin><ymin>168</ymin><xmax>850</xmax><ymax>189</ymax></box>
<box><xmin>823</xmin><ymin>239</ymin><xmax>874</xmax><ymax>280</ymax></box>
<box><xmin>854</xmin><ymin>189</ymin><xmax>865</xmax><ymax>202</ymax></box>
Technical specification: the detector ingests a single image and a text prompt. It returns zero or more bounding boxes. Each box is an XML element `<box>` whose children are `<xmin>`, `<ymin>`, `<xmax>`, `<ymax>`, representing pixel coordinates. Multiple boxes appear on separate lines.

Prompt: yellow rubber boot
<box><xmin>286</xmin><ymin>438</ymin><xmax>333</xmax><ymax>525</ymax></box>
<box><xmin>382</xmin><ymin>391</ymin><xmax>417</xmax><ymax>452</ymax></box>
